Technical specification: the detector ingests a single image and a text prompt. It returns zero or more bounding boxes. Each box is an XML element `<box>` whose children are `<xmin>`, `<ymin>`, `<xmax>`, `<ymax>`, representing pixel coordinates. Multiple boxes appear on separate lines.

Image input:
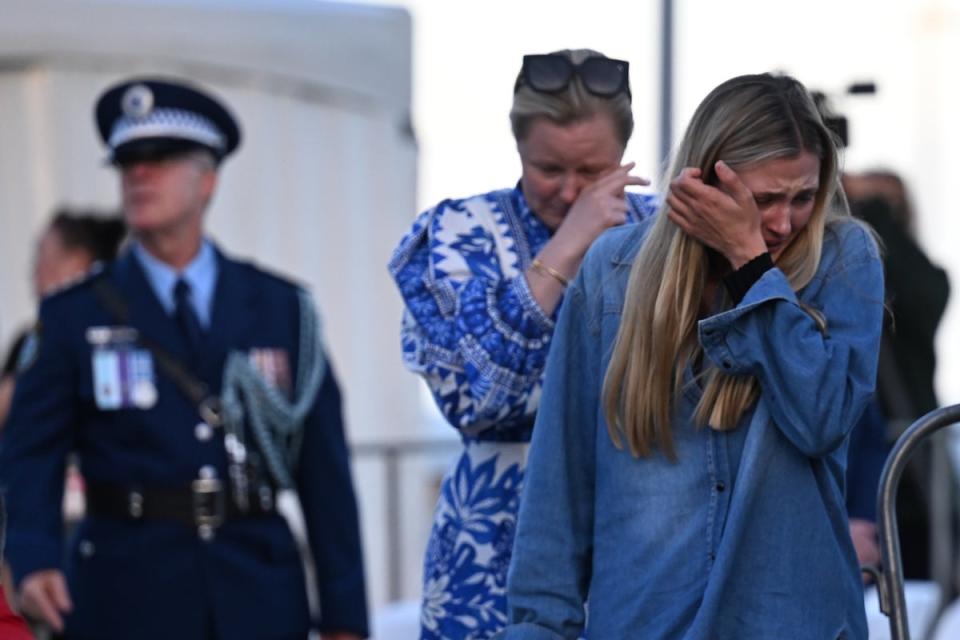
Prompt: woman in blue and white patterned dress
<box><xmin>388</xmin><ymin>49</ymin><xmax>655</xmax><ymax>640</ymax></box>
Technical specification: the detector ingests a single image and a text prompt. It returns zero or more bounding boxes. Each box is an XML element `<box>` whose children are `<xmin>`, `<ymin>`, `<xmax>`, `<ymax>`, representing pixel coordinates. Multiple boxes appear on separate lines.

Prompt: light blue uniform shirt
<box><xmin>133</xmin><ymin>240</ymin><xmax>218</xmax><ymax>328</ymax></box>
<box><xmin>501</xmin><ymin>217</ymin><xmax>883</xmax><ymax>640</ymax></box>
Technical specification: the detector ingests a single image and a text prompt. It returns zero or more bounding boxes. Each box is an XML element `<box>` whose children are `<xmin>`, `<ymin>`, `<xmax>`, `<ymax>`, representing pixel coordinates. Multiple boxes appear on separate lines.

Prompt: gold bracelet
<box><xmin>532</xmin><ymin>258</ymin><xmax>569</xmax><ymax>287</ymax></box>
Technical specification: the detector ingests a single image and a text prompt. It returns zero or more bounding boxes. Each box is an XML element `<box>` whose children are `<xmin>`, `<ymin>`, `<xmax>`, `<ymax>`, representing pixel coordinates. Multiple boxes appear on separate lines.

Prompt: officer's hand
<box><xmin>18</xmin><ymin>569</ymin><xmax>72</xmax><ymax>633</ymax></box>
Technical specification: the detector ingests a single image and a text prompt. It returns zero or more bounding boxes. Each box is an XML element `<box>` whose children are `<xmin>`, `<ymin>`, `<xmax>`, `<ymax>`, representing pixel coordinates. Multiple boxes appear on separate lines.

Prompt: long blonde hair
<box><xmin>602</xmin><ymin>73</ymin><xmax>846</xmax><ymax>459</ymax></box>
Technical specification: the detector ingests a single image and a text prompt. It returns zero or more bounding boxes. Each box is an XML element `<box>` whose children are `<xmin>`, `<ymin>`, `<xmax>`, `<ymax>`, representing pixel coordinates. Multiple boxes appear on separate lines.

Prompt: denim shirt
<box><xmin>501</xmin><ymin>217</ymin><xmax>883</xmax><ymax>640</ymax></box>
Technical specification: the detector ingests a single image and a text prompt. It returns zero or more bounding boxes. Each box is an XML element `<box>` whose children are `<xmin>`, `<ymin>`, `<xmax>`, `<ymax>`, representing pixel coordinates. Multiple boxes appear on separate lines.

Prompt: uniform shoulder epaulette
<box><xmin>41</xmin><ymin>262</ymin><xmax>111</xmax><ymax>302</ymax></box>
<box><xmin>235</xmin><ymin>259</ymin><xmax>309</xmax><ymax>294</ymax></box>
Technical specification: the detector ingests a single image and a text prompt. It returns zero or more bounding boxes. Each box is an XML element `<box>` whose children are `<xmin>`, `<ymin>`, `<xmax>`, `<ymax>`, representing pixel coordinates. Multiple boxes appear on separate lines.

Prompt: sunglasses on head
<box><xmin>516</xmin><ymin>54</ymin><xmax>631</xmax><ymax>99</ymax></box>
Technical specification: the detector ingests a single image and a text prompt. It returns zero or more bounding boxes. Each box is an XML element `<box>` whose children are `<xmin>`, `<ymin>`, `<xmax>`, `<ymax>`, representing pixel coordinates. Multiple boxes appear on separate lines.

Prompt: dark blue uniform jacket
<box><xmin>0</xmin><ymin>248</ymin><xmax>368</xmax><ymax>639</ymax></box>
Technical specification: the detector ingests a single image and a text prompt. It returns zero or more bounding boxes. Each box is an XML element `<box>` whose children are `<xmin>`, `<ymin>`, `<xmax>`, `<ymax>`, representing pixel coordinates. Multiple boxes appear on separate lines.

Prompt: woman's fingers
<box><xmin>666</xmin><ymin>206</ymin><xmax>692</xmax><ymax>235</ymax></box>
<box><xmin>671</xmin><ymin>174</ymin><xmax>727</xmax><ymax>209</ymax></box>
<box><xmin>593</xmin><ymin>162</ymin><xmax>652</xmax><ymax>196</ymax></box>
<box><xmin>665</xmin><ymin>194</ymin><xmax>691</xmax><ymax>224</ymax></box>
<box><xmin>667</xmin><ymin>183</ymin><xmax>698</xmax><ymax>211</ymax></box>
<box><xmin>714</xmin><ymin>160</ymin><xmax>753</xmax><ymax>204</ymax></box>
<box><xmin>665</xmin><ymin>192</ymin><xmax>685</xmax><ymax>214</ymax></box>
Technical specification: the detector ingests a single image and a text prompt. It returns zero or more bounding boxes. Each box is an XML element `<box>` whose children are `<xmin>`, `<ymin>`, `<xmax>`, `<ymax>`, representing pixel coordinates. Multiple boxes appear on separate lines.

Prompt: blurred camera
<box><xmin>812</xmin><ymin>82</ymin><xmax>876</xmax><ymax>149</ymax></box>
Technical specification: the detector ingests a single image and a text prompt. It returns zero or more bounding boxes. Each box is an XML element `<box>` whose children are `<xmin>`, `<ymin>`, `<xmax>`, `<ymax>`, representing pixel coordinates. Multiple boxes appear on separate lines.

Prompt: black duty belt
<box><xmin>85</xmin><ymin>479</ymin><xmax>276</xmax><ymax>536</ymax></box>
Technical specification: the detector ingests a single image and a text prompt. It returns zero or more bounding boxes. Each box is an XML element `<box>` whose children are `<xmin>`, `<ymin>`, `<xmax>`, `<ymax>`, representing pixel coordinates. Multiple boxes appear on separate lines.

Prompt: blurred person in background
<box><xmin>844</xmin><ymin>169</ymin><xmax>954</xmax><ymax>588</ymax></box>
<box><xmin>0</xmin><ymin>210</ymin><xmax>126</xmax><ymax>429</ymax></box>
<box><xmin>388</xmin><ymin>48</ymin><xmax>655</xmax><ymax>639</ymax></box>
<box><xmin>501</xmin><ymin>73</ymin><xmax>882</xmax><ymax>639</ymax></box>
<box><xmin>0</xmin><ymin>77</ymin><xmax>368</xmax><ymax>640</ymax></box>
<box><xmin>844</xmin><ymin>170</ymin><xmax>949</xmax><ymax>422</ymax></box>
<box><xmin>810</xmin><ymin>93</ymin><xmax>938</xmax><ymax>587</ymax></box>
<box><xmin>0</xmin><ymin>210</ymin><xmax>124</xmax><ymax>639</ymax></box>
<box><xmin>32</xmin><ymin>212</ymin><xmax>127</xmax><ymax>305</ymax></box>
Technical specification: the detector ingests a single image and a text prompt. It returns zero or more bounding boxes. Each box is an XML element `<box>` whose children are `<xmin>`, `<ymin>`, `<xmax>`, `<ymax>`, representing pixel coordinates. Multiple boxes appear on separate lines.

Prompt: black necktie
<box><xmin>173</xmin><ymin>278</ymin><xmax>203</xmax><ymax>358</ymax></box>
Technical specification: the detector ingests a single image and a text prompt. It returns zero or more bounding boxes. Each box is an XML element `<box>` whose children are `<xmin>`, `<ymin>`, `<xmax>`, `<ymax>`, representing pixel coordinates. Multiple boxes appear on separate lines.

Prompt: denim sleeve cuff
<box><xmin>493</xmin><ymin>622</ymin><xmax>568</xmax><ymax>640</ymax></box>
<box><xmin>513</xmin><ymin>274</ymin><xmax>556</xmax><ymax>332</ymax></box>
<box><xmin>699</xmin><ymin>267</ymin><xmax>797</xmax><ymax>374</ymax></box>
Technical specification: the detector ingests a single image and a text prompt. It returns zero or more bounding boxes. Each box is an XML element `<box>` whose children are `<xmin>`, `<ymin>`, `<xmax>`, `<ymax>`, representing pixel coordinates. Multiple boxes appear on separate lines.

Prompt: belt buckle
<box><xmin>191</xmin><ymin>477</ymin><xmax>225</xmax><ymax>535</ymax></box>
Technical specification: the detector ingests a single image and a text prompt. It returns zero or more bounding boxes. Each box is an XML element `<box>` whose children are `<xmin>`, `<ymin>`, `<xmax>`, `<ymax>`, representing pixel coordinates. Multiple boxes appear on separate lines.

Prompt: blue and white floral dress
<box><xmin>388</xmin><ymin>185</ymin><xmax>654</xmax><ymax>640</ymax></box>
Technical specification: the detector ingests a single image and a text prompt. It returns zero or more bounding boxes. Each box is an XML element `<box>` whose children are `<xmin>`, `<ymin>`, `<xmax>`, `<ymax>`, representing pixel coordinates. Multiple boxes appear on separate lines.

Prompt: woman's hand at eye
<box><xmin>666</xmin><ymin>161</ymin><xmax>768</xmax><ymax>269</ymax></box>
<box><xmin>553</xmin><ymin>162</ymin><xmax>650</xmax><ymax>260</ymax></box>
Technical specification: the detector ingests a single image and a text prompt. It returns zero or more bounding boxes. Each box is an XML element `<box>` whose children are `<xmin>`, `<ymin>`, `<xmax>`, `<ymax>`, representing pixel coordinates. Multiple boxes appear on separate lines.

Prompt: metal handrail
<box><xmin>873</xmin><ymin>403</ymin><xmax>960</xmax><ymax>639</ymax></box>
<box><xmin>352</xmin><ymin>437</ymin><xmax>461</xmax><ymax>601</ymax></box>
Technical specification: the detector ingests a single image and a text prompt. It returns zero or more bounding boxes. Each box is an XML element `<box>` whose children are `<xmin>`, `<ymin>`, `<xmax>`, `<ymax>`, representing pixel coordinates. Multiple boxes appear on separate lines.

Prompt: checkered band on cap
<box><xmin>108</xmin><ymin>108</ymin><xmax>226</xmax><ymax>152</ymax></box>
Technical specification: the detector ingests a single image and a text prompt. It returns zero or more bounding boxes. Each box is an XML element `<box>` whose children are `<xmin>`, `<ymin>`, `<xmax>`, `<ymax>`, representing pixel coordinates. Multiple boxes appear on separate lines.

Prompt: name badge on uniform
<box><xmin>249</xmin><ymin>348</ymin><xmax>292</xmax><ymax>395</ymax></box>
<box><xmin>87</xmin><ymin>326</ymin><xmax>158</xmax><ymax>410</ymax></box>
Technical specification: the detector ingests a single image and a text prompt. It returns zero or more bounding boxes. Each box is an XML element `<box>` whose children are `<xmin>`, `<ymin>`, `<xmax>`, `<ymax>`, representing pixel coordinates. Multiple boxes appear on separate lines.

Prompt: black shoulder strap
<box><xmin>91</xmin><ymin>278</ymin><xmax>222</xmax><ymax>425</ymax></box>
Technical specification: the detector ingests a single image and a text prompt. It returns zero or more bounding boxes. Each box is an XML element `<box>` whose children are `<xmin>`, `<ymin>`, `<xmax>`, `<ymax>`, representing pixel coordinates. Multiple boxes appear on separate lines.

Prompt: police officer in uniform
<box><xmin>0</xmin><ymin>77</ymin><xmax>368</xmax><ymax>639</ymax></box>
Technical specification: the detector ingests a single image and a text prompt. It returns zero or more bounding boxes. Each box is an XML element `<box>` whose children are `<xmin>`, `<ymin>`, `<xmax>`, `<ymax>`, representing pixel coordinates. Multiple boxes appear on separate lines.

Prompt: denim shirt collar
<box><xmin>610</xmin><ymin>216</ymin><xmax>656</xmax><ymax>266</ymax></box>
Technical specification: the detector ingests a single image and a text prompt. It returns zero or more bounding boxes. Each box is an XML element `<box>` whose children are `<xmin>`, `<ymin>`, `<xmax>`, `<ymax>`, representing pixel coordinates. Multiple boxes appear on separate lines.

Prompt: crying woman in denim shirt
<box><xmin>499</xmin><ymin>73</ymin><xmax>883</xmax><ymax>640</ymax></box>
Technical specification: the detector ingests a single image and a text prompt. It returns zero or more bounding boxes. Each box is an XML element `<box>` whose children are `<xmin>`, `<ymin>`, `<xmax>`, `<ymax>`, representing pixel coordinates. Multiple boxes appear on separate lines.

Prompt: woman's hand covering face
<box><xmin>667</xmin><ymin>153</ymin><xmax>820</xmax><ymax>270</ymax></box>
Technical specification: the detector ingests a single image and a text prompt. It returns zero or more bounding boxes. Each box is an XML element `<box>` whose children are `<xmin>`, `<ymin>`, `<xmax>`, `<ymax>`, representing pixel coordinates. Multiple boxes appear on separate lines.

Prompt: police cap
<box><xmin>95</xmin><ymin>77</ymin><xmax>241</xmax><ymax>166</ymax></box>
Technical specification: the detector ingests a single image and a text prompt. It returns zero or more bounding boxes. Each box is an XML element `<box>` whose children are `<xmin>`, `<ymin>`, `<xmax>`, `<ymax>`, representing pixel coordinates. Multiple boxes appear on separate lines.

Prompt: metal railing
<box><xmin>871</xmin><ymin>403</ymin><xmax>960</xmax><ymax>639</ymax></box>
<box><xmin>352</xmin><ymin>438</ymin><xmax>461</xmax><ymax>601</ymax></box>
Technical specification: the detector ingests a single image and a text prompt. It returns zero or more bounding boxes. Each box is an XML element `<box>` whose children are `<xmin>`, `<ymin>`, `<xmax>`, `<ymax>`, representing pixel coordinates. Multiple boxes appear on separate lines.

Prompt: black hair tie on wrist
<box><xmin>722</xmin><ymin>252</ymin><xmax>774</xmax><ymax>304</ymax></box>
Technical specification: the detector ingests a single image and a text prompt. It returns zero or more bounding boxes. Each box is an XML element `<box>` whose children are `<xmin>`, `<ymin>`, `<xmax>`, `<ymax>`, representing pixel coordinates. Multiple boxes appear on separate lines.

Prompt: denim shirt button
<box><xmin>722</xmin><ymin>360</ymin><xmax>732</xmax><ymax>369</ymax></box>
<box><xmin>715</xmin><ymin>482</ymin><xmax>726</xmax><ymax>492</ymax></box>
